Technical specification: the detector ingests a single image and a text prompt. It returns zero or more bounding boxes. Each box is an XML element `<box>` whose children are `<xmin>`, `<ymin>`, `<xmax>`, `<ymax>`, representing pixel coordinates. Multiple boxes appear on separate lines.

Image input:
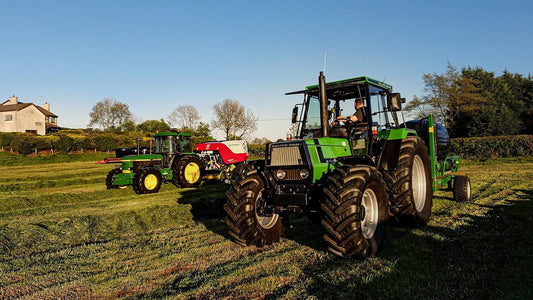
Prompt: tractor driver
<box><xmin>332</xmin><ymin>98</ymin><xmax>367</xmax><ymax>126</ymax></box>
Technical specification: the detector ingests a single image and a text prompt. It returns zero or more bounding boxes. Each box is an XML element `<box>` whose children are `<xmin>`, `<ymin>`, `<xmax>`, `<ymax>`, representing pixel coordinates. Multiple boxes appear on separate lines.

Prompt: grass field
<box><xmin>0</xmin><ymin>155</ymin><xmax>531</xmax><ymax>299</ymax></box>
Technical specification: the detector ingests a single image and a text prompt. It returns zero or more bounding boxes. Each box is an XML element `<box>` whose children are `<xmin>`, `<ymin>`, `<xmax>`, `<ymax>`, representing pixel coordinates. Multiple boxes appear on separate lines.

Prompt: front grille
<box><xmin>270</xmin><ymin>146</ymin><xmax>303</xmax><ymax>166</ymax></box>
<box><xmin>283</xmin><ymin>169</ymin><xmax>303</xmax><ymax>180</ymax></box>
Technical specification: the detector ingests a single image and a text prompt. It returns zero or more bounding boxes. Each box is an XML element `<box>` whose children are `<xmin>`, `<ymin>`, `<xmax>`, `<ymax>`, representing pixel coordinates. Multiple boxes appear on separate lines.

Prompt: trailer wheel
<box><xmin>390</xmin><ymin>137</ymin><xmax>433</xmax><ymax>224</ymax></box>
<box><xmin>133</xmin><ymin>167</ymin><xmax>162</xmax><ymax>194</ymax></box>
<box><xmin>453</xmin><ymin>175</ymin><xmax>471</xmax><ymax>202</ymax></box>
<box><xmin>224</xmin><ymin>171</ymin><xmax>284</xmax><ymax>247</ymax></box>
<box><xmin>173</xmin><ymin>155</ymin><xmax>203</xmax><ymax>188</ymax></box>
<box><xmin>321</xmin><ymin>165</ymin><xmax>388</xmax><ymax>258</ymax></box>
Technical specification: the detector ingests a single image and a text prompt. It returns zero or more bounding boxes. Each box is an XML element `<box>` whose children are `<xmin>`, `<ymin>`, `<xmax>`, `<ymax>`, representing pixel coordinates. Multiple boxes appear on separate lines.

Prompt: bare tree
<box><xmin>167</xmin><ymin>105</ymin><xmax>201</xmax><ymax>130</ymax></box>
<box><xmin>212</xmin><ymin>99</ymin><xmax>258</xmax><ymax>140</ymax></box>
<box><xmin>88</xmin><ymin>98</ymin><xmax>132</xmax><ymax>130</ymax></box>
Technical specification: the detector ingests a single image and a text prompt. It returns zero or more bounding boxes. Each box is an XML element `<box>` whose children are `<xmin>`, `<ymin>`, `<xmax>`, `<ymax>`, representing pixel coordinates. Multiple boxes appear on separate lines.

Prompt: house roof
<box><xmin>0</xmin><ymin>102</ymin><xmax>58</xmax><ymax>117</ymax></box>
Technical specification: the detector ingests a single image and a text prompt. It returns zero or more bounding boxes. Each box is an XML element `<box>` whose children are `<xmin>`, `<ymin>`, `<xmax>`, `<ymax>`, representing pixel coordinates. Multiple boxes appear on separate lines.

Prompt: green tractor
<box><xmin>225</xmin><ymin>72</ymin><xmax>470</xmax><ymax>258</ymax></box>
<box><xmin>106</xmin><ymin>131</ymin><xmax>203</xmax><ymax>194</ymax></box>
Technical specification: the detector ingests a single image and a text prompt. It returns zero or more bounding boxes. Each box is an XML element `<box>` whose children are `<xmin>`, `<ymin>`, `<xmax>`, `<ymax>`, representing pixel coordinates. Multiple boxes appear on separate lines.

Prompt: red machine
<box><xmin>194</xmin><ymin>140</ymin><xmax>249</xmax><ymax>182</ymax></box>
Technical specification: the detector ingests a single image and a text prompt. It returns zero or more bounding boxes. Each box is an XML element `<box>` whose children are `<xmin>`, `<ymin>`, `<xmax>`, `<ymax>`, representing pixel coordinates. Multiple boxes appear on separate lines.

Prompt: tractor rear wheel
<box><xmin>453</xmin><ymin>175</ymin><xmax>471</xmax><ymax>202</ymax></box>
<box><xmin>321</xmin><ymin>165</ymin><xmax>388</xmax><ymax>258</ymax></box>
<box><xmin>390</xmin><ymin>137</ymin><xmax>433</xmax><ymax>224</ymax></box>
<box><xmin>173</xmin><ymin>155</ymin><xmax>203</xmax><ymax>188</ymax></box>
<box><xmin>224</xmin><ymin>171</ymin><xmax>284</xmax><ymax>247</ymax></box>
<box><xmin>133</xmin><ymin>167</ymin><xmax>162</xmax><ymax>194</ymax></box>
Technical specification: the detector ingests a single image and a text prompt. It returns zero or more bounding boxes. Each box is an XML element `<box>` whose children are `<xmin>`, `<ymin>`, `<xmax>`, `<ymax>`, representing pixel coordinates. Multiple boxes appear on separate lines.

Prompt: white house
<box><xmin>0</xmin><ymin>96</ymin><xmax>60</xmax><ymax>135</ymax></box>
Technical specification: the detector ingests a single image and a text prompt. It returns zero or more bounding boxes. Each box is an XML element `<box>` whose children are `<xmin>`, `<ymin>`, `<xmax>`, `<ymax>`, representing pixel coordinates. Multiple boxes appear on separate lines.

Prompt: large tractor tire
<box><xmin>453</xmin><ymin>175</ymin><xmax>471</xmax><ymax>202</ymax></box>
<box><xmin>132</xmin><ymin>167</ymin><xmax>162</xmax><ymax>194</ymax></box>
<box><xmin>224</xmin><ymin>170</ymin><xmax>284</xmax><ymax>247</ymax></box>
<box><xmin>173</xmin><ymin>155</ymin><xmax>203</xmax><ymax>188</ymax></box>
<box><xmin>390</xmin><ymin>137</ymin><xmax>433</xmax><ymax>223</ymax></box>
<box><xmin>106</xmin><ymin>168</ymin><xmax>128</xmax><ymax>190</ymax></box>
<box><xmin>231</xmin><ymin>162</ymin><xmax>253</xmax><ymax>182</ymax></box>
<box><xmin>106</xmin><ymin>168</ymin><xmax>122</xmax><ymax>189</ymax></box>
<box><xmin>321</xmin><ymin>165</ymin><xmax>388</xmax><ymax>258</ymax></box>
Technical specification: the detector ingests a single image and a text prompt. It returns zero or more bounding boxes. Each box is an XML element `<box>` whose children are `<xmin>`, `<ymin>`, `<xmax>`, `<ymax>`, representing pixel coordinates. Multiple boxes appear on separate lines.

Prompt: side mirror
<box><xmin>291</xmin><ymin>106</ymin><xmax>298</xmax><ymax>123</ymax></box>
<box><xmin>390</xmin><ymin>93</ymin><xmax>402</xmax><ymax>111</ymax></box>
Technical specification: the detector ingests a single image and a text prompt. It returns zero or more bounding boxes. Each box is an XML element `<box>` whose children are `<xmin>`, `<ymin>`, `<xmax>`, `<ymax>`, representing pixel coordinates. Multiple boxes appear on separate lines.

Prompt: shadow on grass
<box><xmin>177</xmin><ymin>183</ymin><xmax>329</xmax><ymax>251</ymax></box>
<box><xmin>298</xmin><ymin>188</ymin><xmax>533</xmax><ymax>299</ymax></box>
<box><xmin>177</xmin><ymin>183</ymin><xmax>231</xmax><ymax>239</ymax></box>
<box><xmin>176</xmin><ymin>183</ymin><xmax>532</xmax><ymax>299</ymax></box>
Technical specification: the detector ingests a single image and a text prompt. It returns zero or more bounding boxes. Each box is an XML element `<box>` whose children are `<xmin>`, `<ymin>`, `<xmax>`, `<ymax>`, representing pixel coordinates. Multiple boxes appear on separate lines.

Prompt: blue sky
<box><xmin>1</xmin><ymin>0</ymin><xmax>531</xmax><ymax>140</ymax></box>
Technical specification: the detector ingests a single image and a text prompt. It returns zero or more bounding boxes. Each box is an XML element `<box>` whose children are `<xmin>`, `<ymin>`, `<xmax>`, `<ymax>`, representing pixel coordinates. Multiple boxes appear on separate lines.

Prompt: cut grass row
<box><xmin>0</xmin><ymin>158</ymin><xmax>531</xmax><ymax>299</ymax></box>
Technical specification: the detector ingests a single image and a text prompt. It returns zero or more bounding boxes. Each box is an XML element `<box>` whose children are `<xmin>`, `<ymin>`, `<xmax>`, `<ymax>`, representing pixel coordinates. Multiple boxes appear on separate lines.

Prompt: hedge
<box><xmin>1</xmin><ymin>132</ymin><xmax>531</xmax><ymax>161</ymax></box>
<box><xmin>450</xmin><ymin>135</ymin><xmax>533</xmax><ymax>160</ymax></box>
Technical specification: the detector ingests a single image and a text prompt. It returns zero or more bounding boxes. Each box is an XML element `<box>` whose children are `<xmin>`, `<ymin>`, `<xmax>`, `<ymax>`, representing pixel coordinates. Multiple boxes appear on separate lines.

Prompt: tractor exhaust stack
<box><xmin>319</xmin><ymin>71</ymin><xmax>329</xmax><ymax>137</ymax></box>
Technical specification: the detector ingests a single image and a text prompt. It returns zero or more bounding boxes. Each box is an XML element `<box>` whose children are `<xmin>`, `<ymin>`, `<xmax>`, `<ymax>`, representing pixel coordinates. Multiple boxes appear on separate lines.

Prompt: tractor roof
<box><xmin>153</xmin><ymin>132</ymin><xmax>190</xmax><ymax>137</ymax></box>
<box><xmin>286</xmin><ymin>76</ymin><xmax>393</xmax><ymax>100</ymax></box>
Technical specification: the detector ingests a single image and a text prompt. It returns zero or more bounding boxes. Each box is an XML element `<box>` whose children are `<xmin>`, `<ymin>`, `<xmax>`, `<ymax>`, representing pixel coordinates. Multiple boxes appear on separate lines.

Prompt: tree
<box><xmin>137</xmin><ymin>119</ymin><xmax>170</xmax><ymax>134</ymax></box>
<box><xmin>251</xmin><ymin>137</ymin><xmax>272</xmax><ymax>145</ymax></box>
<box><xmin>186</xmin><ymin>122</ymin><xmax>213</xmax><ymax>139</ymax></box>
<box><xmin>212</xmin><ymin>99</ymin><xmax>258</xmax><ymax>140</ymax></box>
<box><xmin>462</xmin><ymin>67</ymin><xmax>533</xmax><ymax>135</ymax></box>
<box><xmin>118</xmin><ymin>119</ymin><xmax>137</xmax><ymax>132</ymax></box>
<box><xmin>405</xmin><ymin>63</ymin><xmax>486</xmax><ymax>137</ymax></box>
<box><xmin>88</xmin><ymin>98</ymin><xmax>132</xmax><ymax>131</ymax></box>
<box><xmin>167</xmin><ymin>105</ymin><xmax>200</xmax><ymax>129</ymax></box>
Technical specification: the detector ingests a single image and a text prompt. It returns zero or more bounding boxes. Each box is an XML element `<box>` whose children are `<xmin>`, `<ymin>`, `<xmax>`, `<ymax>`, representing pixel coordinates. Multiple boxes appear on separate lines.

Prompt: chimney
<box><xmin>9</xmin><ymin>95</ymin><xmax>18</xmax><ymax>105</ymax></box>
<box><xmin>43</xmin><ymin>102</ymin><xmax>50</xmax><ymax>111</ymax></box>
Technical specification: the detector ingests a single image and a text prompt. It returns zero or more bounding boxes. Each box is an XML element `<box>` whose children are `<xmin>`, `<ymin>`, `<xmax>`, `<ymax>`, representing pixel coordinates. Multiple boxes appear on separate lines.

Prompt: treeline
<box><xmin>0</xmin><ymin>130</ymin><xmax>213</xmax><ymax>156</ymax></box>
<box><xmin>406</xmin><ymin>64</ymin><xmax>533</xmax><ymax>138</ymax></box>
<box><xmin>248</xmin><ymin>135</ymin><xmax>533</xmax><ymax>161</ymax></box>
<box><xmin>1</xmin><ymin>130</ymin><xmax>531</xmax><ymax>161</ymax></box>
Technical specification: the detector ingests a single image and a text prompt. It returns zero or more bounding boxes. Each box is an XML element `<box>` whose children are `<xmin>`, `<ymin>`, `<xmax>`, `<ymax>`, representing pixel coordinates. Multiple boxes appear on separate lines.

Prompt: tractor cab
<box><xmin>153</xmin><ymin>132</ymin><xmax>191</xmax><ymax>168</ymax></box>
<box><xmin>289</xmin><ymin>75</ymin><xmax>405</xmax><ymax>155</ymax></box>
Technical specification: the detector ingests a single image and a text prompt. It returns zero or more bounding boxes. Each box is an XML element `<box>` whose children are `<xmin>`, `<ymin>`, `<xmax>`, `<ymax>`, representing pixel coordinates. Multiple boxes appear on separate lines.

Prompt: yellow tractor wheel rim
<box><xmin>184</xmin><ymin>162</ymin><xmax>201</xmax><ymax>183</ymax></box>
<box><xmin>144</xmin><ymin>174</ymin><xmax>158</xmax><ymax>190</ymax></box>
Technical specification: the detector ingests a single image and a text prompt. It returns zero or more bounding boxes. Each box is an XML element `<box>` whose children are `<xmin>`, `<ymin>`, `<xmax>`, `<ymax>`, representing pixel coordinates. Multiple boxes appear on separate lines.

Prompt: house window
<box><xmin>5</xmin><ymin>115</ymin><xmax>12</xmax><ymax>121</ymax></box>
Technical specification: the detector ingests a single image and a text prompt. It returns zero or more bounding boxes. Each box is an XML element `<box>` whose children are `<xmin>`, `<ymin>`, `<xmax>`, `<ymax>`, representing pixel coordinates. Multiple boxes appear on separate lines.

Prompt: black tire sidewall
<box><xmin>106</xmin><ymin>168</ymin><xmax>121</xmax><ymax>189</ymax></box>
<box><xmin>321</xmin><ymin>165</ymin><xmax>388</xmax><ymax>257</ymax></box>
<box><xmin>134</xmin><ymin>168</ymin><xmax>162</xmax><ymax>194</ymax></box>
<box><xmin>412</xmin><ymin>139</ymin><xmax>433</xmax><ymax>221</ymax></box>
<box><xmin>453</xmin><ymin>175</ymin><xmax>471</xmax><ymax>202</ymax></box>
<box><xmin>224</xmin><ymin>172</ymin><xmax>284</xmax><ymax>246</ymax></box>
<box><xmin>174</xmin><ymin>155</ymin><xmax>203</xmax><ymax>188</ymax></box>
<box><xmin>391</xmin><ymin>137</ymin><xmax>433</xmax><ymax>223</ymax></box>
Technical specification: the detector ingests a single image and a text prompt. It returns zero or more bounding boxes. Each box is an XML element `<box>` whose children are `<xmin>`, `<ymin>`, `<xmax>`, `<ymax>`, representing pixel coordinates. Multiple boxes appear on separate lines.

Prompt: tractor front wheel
<box><xmin>106</xmin><ymin>168</ymin><xmax>123</xmax><ymax>189</ymax></box>
<box><xmin>321</xmin><ymin>165</ymin><xmax>388</xmax><ymax>258</ymax></box>
<box><xmin>173</xmin><ymin>155</ymin><xmax>203</xmax><ymax>188</ymax></box>
<box><xmin>133</xmin><ymin>167</ymin><xmax>162</xmax><ymax>194</ymax></box>
<box><xmin>231</xmin><ymin>162</ymin><xmax>253</xmax><ymax>182</ymax></box>
<box><xmin>224</xmin><ymin>171</ymin><xmax>284</xmax><ymax>247</ymax></box>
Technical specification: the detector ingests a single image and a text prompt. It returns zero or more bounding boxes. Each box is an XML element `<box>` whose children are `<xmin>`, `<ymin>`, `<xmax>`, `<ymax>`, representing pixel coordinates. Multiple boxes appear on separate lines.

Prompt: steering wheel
<box><xmin>333</xmin><ymin>117</ymin><xmax>354</xmax><ymax>127</ymax></box>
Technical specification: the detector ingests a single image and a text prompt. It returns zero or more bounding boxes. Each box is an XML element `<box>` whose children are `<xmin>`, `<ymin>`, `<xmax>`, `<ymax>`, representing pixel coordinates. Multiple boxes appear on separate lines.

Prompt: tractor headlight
<box><xmin>300</xmin><ymin>169</ymin><xmax>310</xmax><ymax>179</ymax></box>
<box><xmin>276</xmin><ymin>170</ymin><xmax>286</xmax><ymax>180</ymax></box>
